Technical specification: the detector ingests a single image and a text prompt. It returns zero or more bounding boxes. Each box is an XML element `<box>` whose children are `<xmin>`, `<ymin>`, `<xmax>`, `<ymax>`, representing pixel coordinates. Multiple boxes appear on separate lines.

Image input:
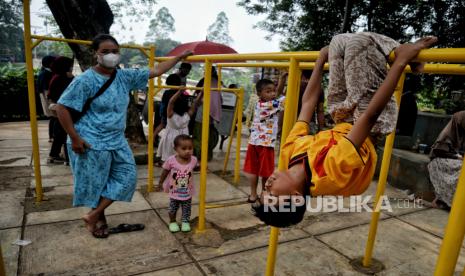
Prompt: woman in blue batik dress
<box><xmin>56</xmin><ymin>34</ymin><xmax>192</xmax><ymax>238</ymax></box>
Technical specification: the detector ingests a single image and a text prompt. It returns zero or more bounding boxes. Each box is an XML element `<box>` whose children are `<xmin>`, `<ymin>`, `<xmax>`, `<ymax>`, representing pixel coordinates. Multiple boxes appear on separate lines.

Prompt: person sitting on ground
<box><xmin>244</xmin><ymin>78</ymin><xmax>285</xmax><ymax>203</ymax></box>
<box><xmin>251</xmin><ymin>32</ymin><xmax>437</xmax><ymax>227</ymax></box>
<box><xmin>428</xmin><ymin>110</ymin><xmax>465</xmax><ymax>208</ymax></box>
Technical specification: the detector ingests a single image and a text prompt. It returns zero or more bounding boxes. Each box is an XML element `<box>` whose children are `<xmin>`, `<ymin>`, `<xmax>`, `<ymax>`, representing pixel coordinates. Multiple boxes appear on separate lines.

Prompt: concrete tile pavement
<box><xmin>0</xmin><ymin>121</ymin><xmax>462</xmax><ymax>275</ymax></box>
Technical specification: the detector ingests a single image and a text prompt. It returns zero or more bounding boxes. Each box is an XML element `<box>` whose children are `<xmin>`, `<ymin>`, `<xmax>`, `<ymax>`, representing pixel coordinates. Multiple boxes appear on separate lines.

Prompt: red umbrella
<box><xmin>165</xmin><ymin>39</ymin><xmax>237</xmax><ymax>59</ymax></box>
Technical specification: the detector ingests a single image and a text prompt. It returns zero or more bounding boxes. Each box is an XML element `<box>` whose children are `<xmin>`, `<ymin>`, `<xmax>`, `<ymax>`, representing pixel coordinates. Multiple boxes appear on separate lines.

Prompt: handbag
<box><xmin>67</xmin><ymin>69</ymin><xmax>117</xmax><ymax>123</ymax></box>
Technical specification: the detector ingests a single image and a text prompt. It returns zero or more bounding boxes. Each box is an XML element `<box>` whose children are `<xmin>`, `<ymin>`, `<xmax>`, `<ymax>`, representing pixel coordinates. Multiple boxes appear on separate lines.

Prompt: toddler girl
<box><xmin>158</xmin><ymin>134</ymin><xmax>197</xmax><ymax>232</ymax></box>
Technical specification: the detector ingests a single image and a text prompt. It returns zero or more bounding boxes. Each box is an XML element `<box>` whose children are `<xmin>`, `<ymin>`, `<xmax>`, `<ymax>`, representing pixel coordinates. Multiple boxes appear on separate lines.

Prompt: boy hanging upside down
<box><xmin>252</xmin><ymin>32</ymin><xmax>438</xmax><ymax>227</ymax></box>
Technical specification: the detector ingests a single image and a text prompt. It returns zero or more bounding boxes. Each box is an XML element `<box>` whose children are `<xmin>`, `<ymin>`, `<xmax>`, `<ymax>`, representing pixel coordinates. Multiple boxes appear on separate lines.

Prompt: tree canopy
<box><xmin>0</xmin><ymin>0</ymin><xmax>24</xmax><ymax>62</ymax></box>
<box><xmin>145</xmin><ymin>7</ymin><xmax>175</xmax><ymax>41</ymax></box>
<box><xmin>207</xmin><ymin>12</ymin><xmax>234</xmax><ymax>45</ymax></box>
<box><xmin>237</xmin><ymin>0</ymin><xmax>465</xmax><ymax>50</ymax></box>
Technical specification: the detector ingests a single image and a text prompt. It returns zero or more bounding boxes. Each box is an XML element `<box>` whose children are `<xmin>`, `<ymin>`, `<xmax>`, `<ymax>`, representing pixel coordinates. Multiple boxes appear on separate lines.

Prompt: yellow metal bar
<box><xmin>154</xmin><ymin>85</ymin><xmax>239</xmax><ymax>93</ymax></box>
<box><xmin>23</xmin><ymin>0</ymin><xmax>43</xmax><ymax>202</ymax></box>
<box><xmin>197</xmin><ymin>59</ymin><xmax>213</xmax><ymax>233</ymax></box>
<box><xmin>434</xmin><ymin>161</ymin><xmax>465</xmax><ymax>275</ymax></box>
<box><xmin>31</xmin><ymin>38</ymin><xmax>44</xmax><ymax>49</ymax></box>
<box><xmin>154</xmin><ymin>48</ymin><xmax>465</xmax><ymax>63</ymax></box>
<box><xmin>222</xmin><ymin>96</ymin><xmax>239</xmax><ymax>175</ymax></box>
<box><xmin>154</xmin><ymin>52</ymin><xmax>320</xmax><ymax>62</ymax></box>
<box><xmin>139</xmin><ymin>48</ymin><xmax>149</xmax><ymax>58</ymax></box>
<box><xmin>234</xmin><ymin>88</ymin><xmax>244</xmax><ymax>184</ymax></box>
<box><xmin>146</xmin><ymin>46</ymin><xmax>156</xmax><ymax>193</ymax></box>
<box><xmin>265</xmin><ymin>57</ymin><xmax>300</xmax><ymax>276</ymax></box>
<box><xmin>30</xmin><ymin>35</ymin><xmax>151</xmax><ymax>50</ymax></box>
<box><xmin>363</xmin><ymin>73</ymin><xmax>406</xmax><ymax>267</ymax></box>
<box><xmin>31</xmin><ymin>35</ymin><xmax>91</xmax><ymax>45</ymax></box>
<box><xmin>218</xmin><ymin>62</ymin><xmax>465</xmax><ymax>75</ymax></box>
<box><xmin>205</xmin><ymin>200</ymin><xmax>246</xmax><ymax>209</ymax></box>
<box><xmin>408</xmin><ymin>64</ymin><xmax>465</xmax><ymax>75</ymax></box>
<box><xmin>389</xmin><ymin>48</ymin><xmax>465</xmax><ymax>63</ymax></box>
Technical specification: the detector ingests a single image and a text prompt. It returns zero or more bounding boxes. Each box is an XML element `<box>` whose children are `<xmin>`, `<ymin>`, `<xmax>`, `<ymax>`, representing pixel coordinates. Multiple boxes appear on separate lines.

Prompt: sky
<box><xmin>29</xmin><ymin>0</ymin><xmax>283</xmax><ymax>54</ymax></box>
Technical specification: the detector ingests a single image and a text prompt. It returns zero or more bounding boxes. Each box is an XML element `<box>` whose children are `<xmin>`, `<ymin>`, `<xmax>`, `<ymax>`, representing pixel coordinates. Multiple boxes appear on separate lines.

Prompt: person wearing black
<box><xmin>37</xmin><ymin>55</ymin><xmax>56</xmax><ymax>142</ymax></box>
<box><xmin>48</xmin><ymin>56</ymin><xmax>74</xmax><ymax>164</ymax></box>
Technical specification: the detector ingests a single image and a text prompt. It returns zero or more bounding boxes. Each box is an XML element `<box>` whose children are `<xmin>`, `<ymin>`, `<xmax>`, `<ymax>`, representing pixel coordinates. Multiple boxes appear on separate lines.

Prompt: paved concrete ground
<box><xmin>1</xmin><ymin>121</ymin><xmax>465</xmax><ymax>275</ymax></box>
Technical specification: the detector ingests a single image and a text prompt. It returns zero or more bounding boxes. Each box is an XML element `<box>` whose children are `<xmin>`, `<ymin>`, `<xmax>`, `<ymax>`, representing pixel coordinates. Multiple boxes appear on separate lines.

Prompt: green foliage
<box><xmin>0</xmin><ymin>64</ymin><xmax>44</xmax><ymax>121</ymax></box>
<box><xmin>145</xmin><ymin>7</ymin><xmax>175</xmax><ymax>41</ymax></box>
<box><xmin>0</xmin><ymin>0</ymin><xmax>24</xmax><ymax>62</ymax></box>
<box><xmin>207</xmin><ymin>12</ymin><xmax>234</xmax><ymax>45</ymax></box>
<box><xmin>0</xmin><ymin>63</ymin><xmax>27</xmax><ymax>81</ymax></box>
<box><xmin>237</xmin><ymin>0</ymin><xmax>465</xmax><ymax>112</ymax></box>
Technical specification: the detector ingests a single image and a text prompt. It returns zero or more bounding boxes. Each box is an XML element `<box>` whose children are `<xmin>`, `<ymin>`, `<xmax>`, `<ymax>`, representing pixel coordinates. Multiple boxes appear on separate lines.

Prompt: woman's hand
<box><xmin>177</xmin><ymin>50</ymin><xmax>193</xmax><ymax>61</ymax></box>
<box><xmin>71</xmin><ymin>136</ymin><xmax>91</xmax><ymax>154</ymax></box>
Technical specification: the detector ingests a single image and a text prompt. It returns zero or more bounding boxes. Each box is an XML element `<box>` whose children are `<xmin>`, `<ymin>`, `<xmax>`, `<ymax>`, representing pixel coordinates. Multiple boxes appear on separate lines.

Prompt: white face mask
<box><xmin>97</xmin><ymin>53</ymin><xmax>121</xmax><ymax>68</ymax></box>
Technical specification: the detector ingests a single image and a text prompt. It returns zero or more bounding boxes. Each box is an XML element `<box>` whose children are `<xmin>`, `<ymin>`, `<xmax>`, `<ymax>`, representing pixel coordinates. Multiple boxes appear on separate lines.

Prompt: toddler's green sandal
<box><xmin>169</xmin><ymin>222</ymin><xmax>180</xmax><ymax>233</ymax></box>
<box><xmin>181</xmin><ymin>222</ymin><xmax>191</xmax><ymax>232</ymax></box>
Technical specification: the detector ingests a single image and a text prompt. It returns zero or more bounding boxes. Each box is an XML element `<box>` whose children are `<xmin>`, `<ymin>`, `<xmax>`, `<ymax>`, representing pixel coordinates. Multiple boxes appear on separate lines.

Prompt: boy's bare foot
<box><xmin>394</xmin><ymin>36</ymin><xmax>438</xmax><ymax>66</ymax></box>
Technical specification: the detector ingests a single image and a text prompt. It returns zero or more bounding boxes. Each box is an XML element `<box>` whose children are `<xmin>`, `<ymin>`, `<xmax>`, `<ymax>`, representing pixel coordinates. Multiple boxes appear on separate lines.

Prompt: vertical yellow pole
<box><xmin>197</xmin><ymin>60</ymin><xmax>212</xmax><ymax>233</ymax></box>
<box><xmin>434</xmin><ymin>161</ymin><xmax>465</xmax><ymax>275</ymax></box>
<box><xmin>146</xmin><ymin>46</ymin><xmax>156</xmax><ymax>193</ymax></box>
<box><xmin>222</xmin><ymin>94</ymin><xmax>238</xmax><ymax>175</ymax></box>
<box><xmin>234</xmin><ymin>89</ymin><xmax>244</xmax><ymax>184</ymax></box>
<box><xmin>23</xmin><ymin>0</ymin><xmax>43</xmax><ymax>202</ymax></box>
<box><xmin>265</xmin><ymin>57</ymin><xmax>300</xmax><ymax>276</ymax></box>
<box><xmin>363</xmin><ymin>73</ymin><xmax>405</xmax><ymax>267</ymax></box>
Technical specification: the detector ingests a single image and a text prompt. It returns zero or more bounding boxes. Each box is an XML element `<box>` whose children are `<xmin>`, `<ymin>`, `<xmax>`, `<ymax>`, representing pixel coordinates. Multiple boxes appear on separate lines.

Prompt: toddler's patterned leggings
<box><xmin>168</xmin><ymin>198</ymin><xmax>192</xmax><ymax>223</ymax></box>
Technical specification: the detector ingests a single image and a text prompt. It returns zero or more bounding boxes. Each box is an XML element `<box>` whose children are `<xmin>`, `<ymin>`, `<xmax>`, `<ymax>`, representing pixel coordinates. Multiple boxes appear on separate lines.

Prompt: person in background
<box><xmin>276</xmin><ymin>70</ymin><xmax>325</xmax><ymax>134</ymax></box>
<box><xmin>176</xmin><ymin>62</ymin><xmax>192</xmax><ymax>86</ymax></box>
<box><xmin>192</xmin><ymin>67</ymin><xmax>223</xmax><ymax>162</ymax></box>
<box><xmin>428</xmin><ymin>110</ymin><xmax>465</xmax><ymax>208</ymax></box>
<box><xmin>157</xmin><ymin>89</ymin><xmax>202</xmax><ymax>162</ymax></box>
<box><xmin>37</xmin><ymin>55</ymin><xmax>56</xmax><ymax>142</ymax></box>
<box><xmin>47</xmin><ymin>56</ymin><xmax>74</xmax><ymax>164</ymax></box>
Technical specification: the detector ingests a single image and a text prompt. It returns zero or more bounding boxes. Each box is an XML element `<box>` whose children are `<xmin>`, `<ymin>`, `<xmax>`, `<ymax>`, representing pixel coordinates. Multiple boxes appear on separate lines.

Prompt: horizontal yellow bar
<box><xmin>389</xmin><ymin>48</ymin><xmax>465</xmax><ymax>63</ymax></box>
<box><xmin>155</xmin><ymin>52</ymin><xmax>320</xmax><ymax>62</ymax></box>
<box><xmin>156</xmin><ymin>48</ymin><xmax>465</xmax><ymax>63</ymax></box>
<box><xmin>218</xmin><ymin>62</ymin><xmax>330</xmax><ymax>70</ymax></box>
<box><xmin>205</xmin><ymin>201</ymin><xmax>247</xmax><ymax>209</ymax></box>
<box><xmin>408</xmin><ymin>64</ymin><xmax>465</xmax><ymax>75</ymax></box>
<box><xmin>218</xmin><ymin>62</ymin><xmax>465</xmax><ymax>75</ymax></box>
<box><xmin>154</xmin><ymin>85</ymin><xmax>240</xmax><ymax>93</ymax></box>
<box><xmin>31</xmin><ymin>35</ymin><xmax>151</xmax><ymax>51</ymax></box>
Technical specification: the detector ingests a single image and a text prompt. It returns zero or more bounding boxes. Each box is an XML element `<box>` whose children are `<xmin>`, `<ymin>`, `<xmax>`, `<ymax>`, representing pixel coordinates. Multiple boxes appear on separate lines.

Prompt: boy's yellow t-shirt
<box><xmin>280</xmin><ymin>121</ymin><xmax>377</xmax><ymax>196</ymax></box>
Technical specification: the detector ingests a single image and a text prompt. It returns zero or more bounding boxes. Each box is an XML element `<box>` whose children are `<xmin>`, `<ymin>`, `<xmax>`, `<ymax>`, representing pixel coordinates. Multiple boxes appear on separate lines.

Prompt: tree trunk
<box><xmin>46</xmin><ymin>0</ymin><xmax>147</xmax><ymax>145</ymax></box>
<box><xmin>45</xmin><ymin>0</ymin><xmax>113</xmax><ymax>70</ymax></box>
<box><xmin>125</xmin><ymin>92</ymin><xmax>147</xmax><ymax>144</ymax></box>
<box><xmin>340</xmin><ymin>0</ymin><xmax>353</xmax><ymax>33</ymax></box>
